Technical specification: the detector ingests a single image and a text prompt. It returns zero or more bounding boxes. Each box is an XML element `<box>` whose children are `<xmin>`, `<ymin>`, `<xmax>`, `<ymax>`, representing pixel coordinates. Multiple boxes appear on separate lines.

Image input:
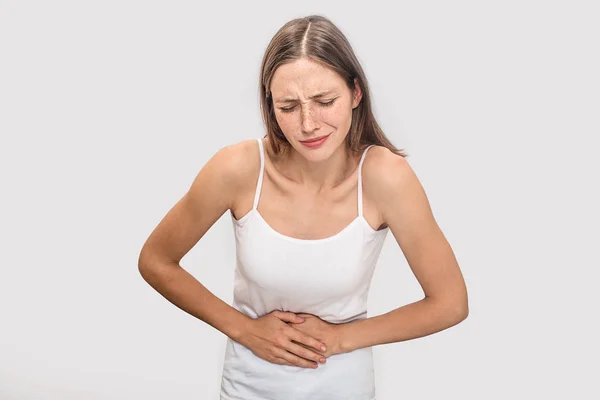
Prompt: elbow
<box><xmin>138</xmin><ymin>259</ymin><xmax>157</xmax><ymax>284</ymax></box>
<box><xmin>138</xmin><ymin>249</ymin><xmax>179</xmax><ymax>284</ymax></box>
<box><xmin>456</xmin><ymin>303</ymin><xmax>469</xmax><ymax>321</ymax></box>
<box><xmin>449</xmin><ymin>287</ymin><xmax>469</xmax><ymax>322</ymax></box>
<box><xmin>453</xmin><ymin>296</ymin><xmax>469</xmax><ymax>322</ymax></box>
<box><xmin>442</xmin><ymin>302</ymin><xmax>468</xmax><ymax>328</ymax></box>
<box><xmin>138</xmin><ymin>261</ymin><xmax>152</xmax><ymax>279</ymax></box>
<box><xmin>432</xmin><ymin>295</ymin><xmax>469</xmax><ymax>323</ymax></box>
<box><xmin>137</xmin><ymin>249</ymin><xmax>152</xmax><ymax>277</ymax></box>
<box><xmin>137</xmin><ymin>248</ymin><xmax>164</xmax><ymax>282</ymax></box>
<box><xmin>438</xmin><ymin>301</ymin><xmax>468</xmax><ymax>324</ymax></box>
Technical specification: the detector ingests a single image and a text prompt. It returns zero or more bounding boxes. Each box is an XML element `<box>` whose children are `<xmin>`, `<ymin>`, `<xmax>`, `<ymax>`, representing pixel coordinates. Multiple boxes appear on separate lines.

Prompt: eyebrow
<box><xmin>274</xmin><ymin>90</ymin><xmax>336</xmax><ymax>104</ymax></box>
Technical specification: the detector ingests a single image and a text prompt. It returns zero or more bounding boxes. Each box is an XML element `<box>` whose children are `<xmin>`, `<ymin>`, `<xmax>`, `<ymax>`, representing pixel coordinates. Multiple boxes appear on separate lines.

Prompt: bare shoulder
<box><xmin>202</xmin><ymin>138</ymin><xmax>261</xmax><ymax>198</ymax></box>
<box><xmin>361</xmin><ymin>145</ymin><xmax>426</xmax><ymax>222</ymax></box>
<box><xmin>361</xmin><ymin>145</ymin><xmax>413</xmax><ymax>198</ymax></box>
<box><xmin>196</xmin><ymin>138</ymin><xmax>263</xmax><ymax>220</ymax></box>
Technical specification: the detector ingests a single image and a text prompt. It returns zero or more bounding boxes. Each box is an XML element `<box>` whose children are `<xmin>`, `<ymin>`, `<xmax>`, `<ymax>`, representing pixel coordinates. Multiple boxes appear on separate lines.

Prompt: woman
<box><xmin>138</xmin><ymin>14</ymin><xmax>468</xmax><ymax>400</ymax></box>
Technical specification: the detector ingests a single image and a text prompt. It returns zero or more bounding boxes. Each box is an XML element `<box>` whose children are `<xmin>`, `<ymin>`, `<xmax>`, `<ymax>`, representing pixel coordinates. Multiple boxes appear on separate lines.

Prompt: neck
<box><xmin>276</xmin><ymin>143</ymin><xmax>358</xmax><ymax>193</ymax></box>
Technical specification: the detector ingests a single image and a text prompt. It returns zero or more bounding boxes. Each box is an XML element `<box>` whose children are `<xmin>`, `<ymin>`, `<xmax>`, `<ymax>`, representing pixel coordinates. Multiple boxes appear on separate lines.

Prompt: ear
<box><xmin>352</xmin><ymin>77</ymin><xmax>363</xmax><ymax>109</ymax></box>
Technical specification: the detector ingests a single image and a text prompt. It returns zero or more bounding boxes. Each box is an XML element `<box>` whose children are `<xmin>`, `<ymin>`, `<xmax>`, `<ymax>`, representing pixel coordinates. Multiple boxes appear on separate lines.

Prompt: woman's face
<box><xmin>270</xmin><ymin>58</ymin><xmax>362</xmax><ymax>162</ymax></box>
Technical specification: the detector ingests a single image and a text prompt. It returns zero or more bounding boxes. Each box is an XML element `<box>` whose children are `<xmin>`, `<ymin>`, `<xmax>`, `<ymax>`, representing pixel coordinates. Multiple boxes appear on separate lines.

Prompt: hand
<box><xmin>288</xmin><ymin>313</ymin><xmax>344</xmax><ymax>358</ymax></box>
<box><xmin>238</xmin><ymin>310</ymin><xmax>328</xmax><ymax>369</ymax></box>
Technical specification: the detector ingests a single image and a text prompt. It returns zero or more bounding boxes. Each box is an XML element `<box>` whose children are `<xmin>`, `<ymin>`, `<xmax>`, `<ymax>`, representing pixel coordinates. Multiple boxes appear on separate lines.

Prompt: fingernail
<box><xmin>320</xmin><ymin>358</ymin><xmax>326</xmax><ymax>363</ymax></box>
<box><xmin>321</xmin><ymin>346</ymin><xmax>326</xmax><ymax>351</ymax></box>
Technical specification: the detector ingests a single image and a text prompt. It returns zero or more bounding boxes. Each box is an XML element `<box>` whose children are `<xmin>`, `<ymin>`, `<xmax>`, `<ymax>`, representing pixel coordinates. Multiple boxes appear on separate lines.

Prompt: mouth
<box><xmin>300</xmin><ymin>134</ymin><xmax>330</xmax><ymax>143</ymax></box>
<box><xmin>299</xmin><ymin>134</ymin><xmax>330</xmax><ymax>148</ymax></box>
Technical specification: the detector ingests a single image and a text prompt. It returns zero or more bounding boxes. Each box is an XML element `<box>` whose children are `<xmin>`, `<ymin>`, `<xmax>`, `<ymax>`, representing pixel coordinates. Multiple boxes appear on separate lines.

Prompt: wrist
<box><xmin>333</xmin><ymin>323</ymin><xmax>352</xmax><ymax>354</ymax></box>
<box><xmin>231</xmin><ymin>315</ymin><xmax>256</xmax><ymax>345</ymax></box>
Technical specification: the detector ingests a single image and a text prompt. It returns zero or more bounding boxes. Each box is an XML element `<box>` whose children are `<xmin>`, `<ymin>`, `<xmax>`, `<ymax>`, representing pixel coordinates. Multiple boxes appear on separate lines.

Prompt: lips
<box><xmin>300</xmin><ymin>134</ymin><xmax>329</xmax><ymax>143</ymax></box>
<box><xmin>299</xmin><ymin>134</ymin><xmax>330</xmax><ymax>149</ymax></box>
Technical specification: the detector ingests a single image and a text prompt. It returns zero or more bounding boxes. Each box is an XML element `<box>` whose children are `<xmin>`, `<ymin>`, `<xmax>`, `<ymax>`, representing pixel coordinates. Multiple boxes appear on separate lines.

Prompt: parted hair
<box><xmin>259</xmin><ymin>14</ymin><xmax>407</xmax><ymax>158</ymax></box>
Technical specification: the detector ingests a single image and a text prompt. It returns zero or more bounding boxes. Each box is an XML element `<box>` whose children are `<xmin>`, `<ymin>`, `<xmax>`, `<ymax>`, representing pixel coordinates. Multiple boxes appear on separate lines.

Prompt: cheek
<box><xmin>326</xmin><ymin>107</ymin><xmax>352</xmax><ymax>128</ymax></box>
<box><xmin>312</xmin><ymin>108</ymin><xmax>344</xmax><ymax>127</ymax></box>
<box><xmin>274</xmin><ymin>113</ymin><xmax>294</xmax><ymax>134</ymax></box>
<box><xmin>329</xmin><ymin>100</ymin><xmax>353</xmax><ymax>119</ymax></box>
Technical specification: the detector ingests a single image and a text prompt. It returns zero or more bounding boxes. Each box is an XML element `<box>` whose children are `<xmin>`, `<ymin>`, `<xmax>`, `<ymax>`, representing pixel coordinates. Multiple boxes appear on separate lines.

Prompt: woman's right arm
<box><xmin>137</xmin><ymin>142</ymin><xmax>251</xmax><ymax>341</ymax></box>
<box><xmin>137</xmin><ymin>141</ymin><xmax>328</xmax><ymax>369</ymax></box>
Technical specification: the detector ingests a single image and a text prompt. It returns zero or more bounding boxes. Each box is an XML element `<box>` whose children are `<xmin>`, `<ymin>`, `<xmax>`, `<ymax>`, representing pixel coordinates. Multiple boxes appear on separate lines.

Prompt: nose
<box><xmin>301</xmin><ymin>105</ymin><xmax>319</xmax><ymax>133</ymax></box>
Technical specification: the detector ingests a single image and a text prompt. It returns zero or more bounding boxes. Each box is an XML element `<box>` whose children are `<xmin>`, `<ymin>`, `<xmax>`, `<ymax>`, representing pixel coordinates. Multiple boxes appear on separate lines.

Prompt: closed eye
<box><xmin>279</xmin><ymin>98</ymin><xmax>337</xmax><ymax>113</ymax></box>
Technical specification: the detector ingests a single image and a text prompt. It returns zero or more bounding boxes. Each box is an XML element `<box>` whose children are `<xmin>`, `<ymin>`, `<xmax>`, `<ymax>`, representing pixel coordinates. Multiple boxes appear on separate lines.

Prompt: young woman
<box><xmin>138</xmin><ymin>14</ymin><xmax>468</xmax><ymax>400</ymax></box>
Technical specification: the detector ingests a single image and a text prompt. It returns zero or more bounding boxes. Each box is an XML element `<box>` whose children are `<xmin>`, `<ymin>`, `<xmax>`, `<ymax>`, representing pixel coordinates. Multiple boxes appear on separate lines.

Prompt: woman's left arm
<box><xmin>338</xmin><ymin>147</ymin><xmax>469</xmax><ymax>353</ymax></box>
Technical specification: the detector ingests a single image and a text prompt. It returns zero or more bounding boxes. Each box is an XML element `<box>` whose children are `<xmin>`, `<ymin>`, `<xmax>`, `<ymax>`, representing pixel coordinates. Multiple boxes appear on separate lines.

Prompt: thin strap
<box><xmin>252</xmin><ymin>138</ymin><xmax>265</xmax><ymax>210</ymax></box>
<box><xmin>357</xmin><ymin>145</ymin><xmax>375</xmax><ymax>218</ymax></box>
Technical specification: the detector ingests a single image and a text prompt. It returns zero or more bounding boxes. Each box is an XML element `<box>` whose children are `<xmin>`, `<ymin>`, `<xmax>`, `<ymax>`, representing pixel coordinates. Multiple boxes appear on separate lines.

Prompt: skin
<box><xmin>138</xmin><ymin>57</ymin><xmax>468</xmax><ymax>370</ymax></box>
<box><xmin>268</xmin><ymin>57</ymin><xmax>363</xmax><ymax>191</ymax></box>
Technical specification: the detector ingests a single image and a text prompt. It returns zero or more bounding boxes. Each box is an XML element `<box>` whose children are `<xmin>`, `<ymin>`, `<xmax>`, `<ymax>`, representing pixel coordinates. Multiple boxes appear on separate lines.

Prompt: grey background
<box><xmin>1</xmin><ymin>0</ymin><xmax>599</xmax><ymax>399</ymax></box>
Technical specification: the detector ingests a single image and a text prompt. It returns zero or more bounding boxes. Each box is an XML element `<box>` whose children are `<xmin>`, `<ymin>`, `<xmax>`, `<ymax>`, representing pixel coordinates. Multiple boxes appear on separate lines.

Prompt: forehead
<box><xmin>270</xmin><ymin>58</ymin><xmax>346</xmax><ymax>99</ymax></box>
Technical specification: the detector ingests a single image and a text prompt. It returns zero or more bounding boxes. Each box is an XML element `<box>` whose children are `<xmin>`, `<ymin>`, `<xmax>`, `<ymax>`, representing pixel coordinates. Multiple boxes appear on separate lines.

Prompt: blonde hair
<box><xmin>259</xmin><ymin>14</ymin><xmax>407</xmax><ymax>158</ymax></box>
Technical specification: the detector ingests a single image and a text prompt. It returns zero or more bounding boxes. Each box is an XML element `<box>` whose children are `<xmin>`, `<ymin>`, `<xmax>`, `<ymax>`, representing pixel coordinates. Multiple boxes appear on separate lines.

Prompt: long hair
<box><xmin>259</xmin><ymin>14</ymin><xmax>407</xmax><ymax>158</ymax></box>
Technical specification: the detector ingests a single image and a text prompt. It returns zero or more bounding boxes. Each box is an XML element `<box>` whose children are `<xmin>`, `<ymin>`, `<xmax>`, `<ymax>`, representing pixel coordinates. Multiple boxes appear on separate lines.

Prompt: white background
<box><xmin>1</xmin><ymin>0</ymin><xmax>599</xmax><ymax>399</ymax></box>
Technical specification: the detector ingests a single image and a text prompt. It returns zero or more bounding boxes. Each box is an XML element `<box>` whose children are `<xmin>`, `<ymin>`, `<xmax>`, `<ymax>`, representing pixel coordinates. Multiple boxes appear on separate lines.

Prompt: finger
<box><xmin>275</xmin><ymin>348</ymin><xmax>318</xmax><ymax>369</ymax></box>
<box><xmin>288</xmin><ymin>329</ymin><xmax>327</xmax><ymax>354</ymax></box>
<box><xmin>286</xmin><ymin>341</ymin><xmax>327</xmax><ymax>364</ymax></box>
<box><xmin>273</xmin><ymin>311</ymin><xmax>304</xmax><ymax>324</ymax></box>
<box><xmin>273</xmin><ymin>356</ymin><xmax>294</xmax><ymax>367</ymax></box>
<box><xmin>293</xmin><ymin>340</ymin><xmax>328</xmax><ymax>358</ymax></box>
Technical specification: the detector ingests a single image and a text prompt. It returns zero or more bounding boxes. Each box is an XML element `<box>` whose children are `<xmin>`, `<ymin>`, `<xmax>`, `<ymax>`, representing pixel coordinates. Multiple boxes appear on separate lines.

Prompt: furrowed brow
<box><xmin>275</xmin><ymin>90</ymin><xmax>335</xmax><ymax>104</ymax></box>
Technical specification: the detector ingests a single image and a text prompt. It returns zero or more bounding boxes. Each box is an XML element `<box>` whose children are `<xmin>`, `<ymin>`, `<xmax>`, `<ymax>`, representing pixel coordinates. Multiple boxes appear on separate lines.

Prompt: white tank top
<box><xmin>220</xmin><ymin>138</ymin><xmax>389</xmax><ymax>400</ymax></box>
